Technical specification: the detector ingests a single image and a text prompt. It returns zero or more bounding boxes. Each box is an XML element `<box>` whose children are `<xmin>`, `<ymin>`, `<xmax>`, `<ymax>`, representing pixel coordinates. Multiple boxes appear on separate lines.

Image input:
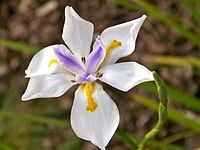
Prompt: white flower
<box><xmin>22</xmin><ymin>6</ymin><xmax>154</xmax><ymax>150</ymax></box>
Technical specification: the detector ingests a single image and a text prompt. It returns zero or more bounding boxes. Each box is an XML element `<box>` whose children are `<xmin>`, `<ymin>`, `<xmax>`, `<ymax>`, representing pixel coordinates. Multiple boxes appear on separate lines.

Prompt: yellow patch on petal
<box><xmin>84</xmin><ymin>83</ymin><xmax>98</xmax><ymax>112</ymax></box>
<box><xmin>48</xmin><ymin>59</ymin><xmax>58</xmax><ymax>68</ymax></box>
<box><xmin>99</xmin><ymin>40</ymin><xmax>122</xmax><ymax>68</ymax></box>
<box><xmin>106</xmin><ymin>40</ymin><xmax>122</xmax><ymax>55</ymax></box>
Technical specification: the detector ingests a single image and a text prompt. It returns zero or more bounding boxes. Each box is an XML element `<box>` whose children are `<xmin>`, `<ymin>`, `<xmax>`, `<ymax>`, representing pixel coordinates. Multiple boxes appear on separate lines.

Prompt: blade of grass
<box><xmin>132</xmin><ymin>94</ymin><xmax>200</xmax><ymax>132</ymax></box>
<box><xmin>131</xmin><ymin>0</ymin><xmax>200</xmax><ymax>44</ymax></box>
<box><xmin>149</xmin><ymin>55</ymin><xmax>200</xmax><ymax>69</ymax></box>
<box><xmin>161</xmin><ymin>130</ymin><xmax>197</xmax><ymax>144</ymax></box>
<box><xmin>182</xmin><ymin>0</ymin><xmax>200</xmax><ymax>26</ymax></box>
<box><xmin>145</xmin><ymin>138</ymin><xmax>187</xmax><ymax>150</ymax></box>
<box><xmin>112</xmin><ymin>0</ymin><xmax>200</xmax><ymax>47</ymax></box>
<box><xmin>0</xmin><ymin>39</ymin><xmax>39</xmax><ymax>54</ymax></box>
<box><xmin>139</xmin><ymin>82</ymin><xmax>200</xmax><ymax>113</ymax></box>
<box><xmin>115</xmin><ymin>129</ymin><xmax>139</xmax><ymax>149</ymax></box>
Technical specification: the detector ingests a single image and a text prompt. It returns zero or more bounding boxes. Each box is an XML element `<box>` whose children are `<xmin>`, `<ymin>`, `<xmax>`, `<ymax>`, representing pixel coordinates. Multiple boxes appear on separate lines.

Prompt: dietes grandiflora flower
<box><xmin>22</xmin><ymin>6</ymin><xmax>154</xmax><ymax>150</ymax></box>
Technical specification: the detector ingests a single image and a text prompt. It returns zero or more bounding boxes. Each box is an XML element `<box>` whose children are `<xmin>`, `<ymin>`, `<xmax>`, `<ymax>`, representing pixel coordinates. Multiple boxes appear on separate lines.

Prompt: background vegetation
<box><xmin>0</xmin><ymin>0</ymin><xmax>200</xmax><ymax>149</ymax></box>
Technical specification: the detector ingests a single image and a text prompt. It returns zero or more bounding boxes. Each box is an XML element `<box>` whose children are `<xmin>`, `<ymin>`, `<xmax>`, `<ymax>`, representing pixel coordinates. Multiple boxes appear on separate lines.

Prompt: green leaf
<box><xmin>146</xmin><ymin>138</ymin><xmax>187</xmax><ymax>150</ymax></box>
<box><xmin>161</xmin><ymin>130</ymin><xmax>197</xmax><ymax>144</ymax></box>
<box><xmin>182</xmin><ymin>0</ymin><xmax>200</xmax><ymax>26</ymax></box>
<box><xmin>150</xmin><ymin>55</ymin><xmax>200</xmax><ymax>69</ymax></box>
<box><xmin>0</xmin><ymin>39</ymin><xmax>39</xmax><ymax>54</ymax></box>
<box><xmin>115</xmin><ymin>129</ymin><xmax>138</xmax><ymax>149</ymax></box>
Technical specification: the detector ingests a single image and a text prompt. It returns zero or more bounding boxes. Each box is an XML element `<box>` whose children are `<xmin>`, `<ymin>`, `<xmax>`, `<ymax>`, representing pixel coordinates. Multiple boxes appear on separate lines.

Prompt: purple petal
<box><xmin>86</xmin><ymin>36</ymin><xmax>106</xmax><ymax>73</ymax></box>
<box><xmin>54</xmin><ymin>45</ymin><xmax>86</xmax><ymax>75</ymax></box>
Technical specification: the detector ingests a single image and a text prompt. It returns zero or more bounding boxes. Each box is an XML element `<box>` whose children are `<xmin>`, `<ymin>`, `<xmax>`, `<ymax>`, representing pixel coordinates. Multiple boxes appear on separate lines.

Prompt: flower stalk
<box><xmin>137</xmin><ymin>71</ymin><xmax>168</xmax><ymax>150</ymax></box>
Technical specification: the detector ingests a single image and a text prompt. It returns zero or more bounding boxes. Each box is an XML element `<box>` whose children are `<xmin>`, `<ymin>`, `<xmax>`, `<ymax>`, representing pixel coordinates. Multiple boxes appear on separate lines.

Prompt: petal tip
<box><xmin>25</xmin><ymin>75</ymin><xmax>29</xmax><ymax>78</ymax></box>
<box><xmin>25</xmin><ymin>69</ymin><xmax>28</xmax><ymax>74</ymax></box>
<box><xmin>150</xmin><ymin>71</ymin><xmax>155</xmax><ymax>81</ymax></box>
<box><xmin>65</xmin><ymin>6</ymin><xmax>73</xmax><ymax>17</ymax></box>
<box><xmin>21</xmin><ymin>94</ymin><xmax>29</xmax><ymax>101</ymax></box>
<box><xmin>100</xmin><ymin>147</ymin><xmax>106</xmax><ymax>150</ymax></box>
<box><xmin>21</xmin><ymin>91</ymin><xmax>34</xmax><ymax>101</ymax></box>
<box><xmin>25</xmin><ymin>68</ymin><xmax>30</xmax><ymax>77</ymax></box>
<box><xmin>65</xmin><ymin>6</ymin><xmax>71</xmax><ymax>10</ymax></box>
<box><xmin>122</xmin><ymin>88</ymin><xmax>130</xmax><ymax>92</ymax></box>
<box><xmin>142</xmin><ymin>14</ymin><xmax>147</xmax><ymax>19</ymax></box>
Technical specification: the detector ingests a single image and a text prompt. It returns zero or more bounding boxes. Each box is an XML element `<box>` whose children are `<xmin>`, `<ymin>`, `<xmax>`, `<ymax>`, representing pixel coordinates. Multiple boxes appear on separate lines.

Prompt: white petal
<box><xmin>98</xmin><ymin>62</ymin><xmax>154</xmax><ymax>92</ymax></box>
<box><xmin>62</xmin><ymin>6</ymin><xmax>94</xmax><ymax>58</ymax></box>
<box><xmin>100</xmin><ymin>15</ymin><xmax>146</xmax><ymax>65</ymax></box>
<box><xmin>71</xmin><ymin>83</ymin><xmax>119</xmax><ymax>149</ymax></box>
<box><xmin>22</xmin><ymin>74</ymin><xmax>75</xmax><ymax>101</ymax></box>
<box><xmin>25</xmin><ymin>45</ymin><xmax>68</xmax><ymax>77</ymax></box>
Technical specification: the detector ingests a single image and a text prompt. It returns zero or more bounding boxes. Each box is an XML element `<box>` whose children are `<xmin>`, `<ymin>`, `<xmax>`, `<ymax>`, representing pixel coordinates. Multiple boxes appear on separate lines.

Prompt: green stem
<box><xmin>137</xmin><ymin>71</ymin><xmax>168</xmax><ymax>150</ymax></box>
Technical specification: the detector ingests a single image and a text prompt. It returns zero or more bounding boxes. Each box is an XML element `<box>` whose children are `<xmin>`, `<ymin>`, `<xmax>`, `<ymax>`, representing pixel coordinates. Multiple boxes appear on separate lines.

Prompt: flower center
<box><xmin>84</xmin><ymin>83</ymin><xmax>98</xmax><ymax>112</ymax></box>
<box><xmin>48</xmin><ymin>40</ymin><xmax>121</xmax><ymax>84</ymax></box>
<box><xmin>76</xmin><ymin>72</ymin><xmax>96</xmax><ymax>83</ymax></box>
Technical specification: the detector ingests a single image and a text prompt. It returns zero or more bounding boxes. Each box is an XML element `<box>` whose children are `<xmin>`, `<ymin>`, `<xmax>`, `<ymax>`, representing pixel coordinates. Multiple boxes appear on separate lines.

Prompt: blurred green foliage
<box><xmin>113</xmin><ymin>0</ymin><xmax>200</xmax><ymax>47</ymax></box>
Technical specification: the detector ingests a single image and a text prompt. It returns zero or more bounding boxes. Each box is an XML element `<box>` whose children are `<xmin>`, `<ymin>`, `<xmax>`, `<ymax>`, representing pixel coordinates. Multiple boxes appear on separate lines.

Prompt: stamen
<box><xmin>84</xmin><ymin>83</ymin><xmax>98</xmax><ymax>112</ymax></box>
<box><xmin>48</xmin><ymin>59</ymin><xmax>58</xmax><ymax>68</ymax></box>
<box><xmin>106</xmin><ymin>40</ymin><xmax>121</xmax><ymax>55</ymax></box>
